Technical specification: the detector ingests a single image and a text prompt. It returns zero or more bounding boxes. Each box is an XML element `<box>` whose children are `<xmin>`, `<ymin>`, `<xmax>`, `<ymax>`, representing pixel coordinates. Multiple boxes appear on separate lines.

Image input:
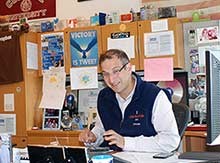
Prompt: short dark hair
<box><xmin>99</xmin><ymin>49</ymin><xmax>130</xmax><ymax>66</ymax></box>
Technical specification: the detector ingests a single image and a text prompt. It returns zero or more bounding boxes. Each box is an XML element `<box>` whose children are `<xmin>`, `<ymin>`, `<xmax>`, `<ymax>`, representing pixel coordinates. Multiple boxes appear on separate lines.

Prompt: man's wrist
<box><xmin>123</xmin><ymin>137</ymin><xmax>135</xmax><ymax>150</ymax></box>
<box><xmin>122</xmin><ymin>137</ymin><xmax>125</xmax><ymax>148</ymax></box>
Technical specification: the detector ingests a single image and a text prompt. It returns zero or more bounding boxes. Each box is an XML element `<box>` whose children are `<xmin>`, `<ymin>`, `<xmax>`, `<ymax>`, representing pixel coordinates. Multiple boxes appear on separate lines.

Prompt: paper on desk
<box><xmin>113</xmin><ymin>151</ymin><xmax>178</xmax><ymax>163</ymax></box>
<box><xmin>208</xmin><ymin>134</ymin><xmax>220</xmax><ymax>146</ymax></box>
<box><xmin>113</xmin><ymin>152</ymin><xmax>138</xmax><ymax>163</ymax></box>
<box><xmin>113</xmin><ymin>152</ymin><xmax>200</xmax><ymax>163</ymax></box>
<box><xmin>13</xmin><ymin>147</ymin><xmax>29</xmax><ymax>163</ymax></box>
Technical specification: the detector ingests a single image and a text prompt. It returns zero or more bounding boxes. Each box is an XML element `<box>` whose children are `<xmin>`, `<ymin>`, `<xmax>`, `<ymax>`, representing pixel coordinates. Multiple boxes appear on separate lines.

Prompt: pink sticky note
<box><xmin>144</xmin><ymin>57</ymin><xmax>173</xmax><ymax>82</ymax></box>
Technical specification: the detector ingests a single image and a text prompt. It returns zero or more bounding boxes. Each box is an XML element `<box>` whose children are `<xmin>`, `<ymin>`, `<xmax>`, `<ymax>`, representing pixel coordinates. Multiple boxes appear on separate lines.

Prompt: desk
<box><xmin>182</xmin><ymin>131</ymin><xmax>207</xmax><ymax>152</ymax></box>
<box><xmin>113</xmin><ymin>152</ymin><xmax>204</xmax><ymax>163</ymax></box>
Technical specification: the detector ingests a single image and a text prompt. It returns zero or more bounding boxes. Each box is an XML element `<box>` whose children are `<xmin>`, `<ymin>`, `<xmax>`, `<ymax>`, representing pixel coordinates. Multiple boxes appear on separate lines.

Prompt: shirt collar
<box><xmin>116</xmin><ymin>74</ymin><xmax>137</xmax><ymax>102</ymax></box>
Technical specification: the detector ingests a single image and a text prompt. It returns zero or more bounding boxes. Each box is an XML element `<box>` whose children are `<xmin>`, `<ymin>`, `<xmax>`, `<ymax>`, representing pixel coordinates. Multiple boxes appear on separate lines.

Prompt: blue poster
<box><xmin>70</xmin><ymin>30</ymin><xmax>98</xmax><ymax>67</ymax></box>
<box><xmin>41</xmin><ymin>32</ymin><xmax>64</xmax><ymax>71</ymax></box>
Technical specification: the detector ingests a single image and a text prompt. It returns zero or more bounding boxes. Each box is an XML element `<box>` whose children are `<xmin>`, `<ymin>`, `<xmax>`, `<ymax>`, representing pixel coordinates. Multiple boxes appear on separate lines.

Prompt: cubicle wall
<box><xmin>183</xmin><ymin>20</ymin><xmax>220</xmax><ymax>123</ymax></box>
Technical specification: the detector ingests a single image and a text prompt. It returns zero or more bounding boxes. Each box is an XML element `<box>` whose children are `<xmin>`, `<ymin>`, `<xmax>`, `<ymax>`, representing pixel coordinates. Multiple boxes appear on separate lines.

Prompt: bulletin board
<box><xmin>183</xmin><ymin>20</ymin><xmax>220</xmax><ymax>123</ymax></box>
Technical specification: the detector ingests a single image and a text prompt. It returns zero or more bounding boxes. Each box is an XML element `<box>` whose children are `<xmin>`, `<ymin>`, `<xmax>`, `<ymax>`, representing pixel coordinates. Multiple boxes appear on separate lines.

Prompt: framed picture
<box><xmin>42</xmin><ymin>108</ymin><xmax>61</xmax><ymax>130</ymax></box>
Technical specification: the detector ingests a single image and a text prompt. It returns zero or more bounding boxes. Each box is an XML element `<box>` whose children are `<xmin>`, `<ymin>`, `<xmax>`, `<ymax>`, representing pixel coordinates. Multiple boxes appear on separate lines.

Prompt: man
<box><xmin>0</xmin><ymin>136</ymin><xmax>10</xmax><ymax>163</ymax></box>
<box><xmin>79</xmin><ymin>49</ymin><xmax>180</xmax><ymax>152</ymax></box>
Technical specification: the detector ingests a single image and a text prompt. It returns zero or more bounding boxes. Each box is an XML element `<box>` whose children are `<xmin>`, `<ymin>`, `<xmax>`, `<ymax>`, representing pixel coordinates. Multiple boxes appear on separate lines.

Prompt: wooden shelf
<box><xmin>27</xmin><ymin>130</ymin><xmax>83</xmax><ymax>146</ymax></box>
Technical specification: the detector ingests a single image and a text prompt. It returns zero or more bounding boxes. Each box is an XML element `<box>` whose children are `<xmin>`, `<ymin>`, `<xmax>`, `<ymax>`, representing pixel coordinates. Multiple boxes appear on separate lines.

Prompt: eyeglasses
<box><xmin>102</xmin><ymin>63</ymin><xmax>128</xmax><ymax>79</ymax></box>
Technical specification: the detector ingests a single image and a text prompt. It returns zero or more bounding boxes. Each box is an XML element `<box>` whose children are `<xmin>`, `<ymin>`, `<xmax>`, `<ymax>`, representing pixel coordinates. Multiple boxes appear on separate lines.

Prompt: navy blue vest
<box><xmin>97</xmin><ymin>72</ymin><xmax>162</xmax><ymax>151</ymax></box>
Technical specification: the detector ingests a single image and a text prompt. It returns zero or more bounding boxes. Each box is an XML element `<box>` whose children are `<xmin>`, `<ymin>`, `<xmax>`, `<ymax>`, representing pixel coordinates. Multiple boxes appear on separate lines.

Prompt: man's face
<box><xmin>101</xmin><ymin>56</ymin><xmax>131</xmax><ymax>95</ymax></box>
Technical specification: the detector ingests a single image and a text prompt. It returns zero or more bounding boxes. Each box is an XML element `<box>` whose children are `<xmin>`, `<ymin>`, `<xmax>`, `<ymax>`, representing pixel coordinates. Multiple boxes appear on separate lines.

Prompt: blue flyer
<box><xmin>41</xmin><ymin>32</ymin><xmax>64</xmax><ymax>71</ymax></box>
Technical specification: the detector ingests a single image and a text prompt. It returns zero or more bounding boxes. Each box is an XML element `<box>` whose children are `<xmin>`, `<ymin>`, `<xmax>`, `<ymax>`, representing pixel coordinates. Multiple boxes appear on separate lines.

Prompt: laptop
<box><xmin>64</xmin><ymin>146</ymin><xmax>87</xmax><ymax>163</ymax></box>
<box><xmin>28</xmin><ymin>145</ymin><xmax>65</xmax><ymax>163</ymax></box>
<box><xmin>28</xmin><ymin>145</ymin><xmax>129</xmax><ymax>163</ymax></box>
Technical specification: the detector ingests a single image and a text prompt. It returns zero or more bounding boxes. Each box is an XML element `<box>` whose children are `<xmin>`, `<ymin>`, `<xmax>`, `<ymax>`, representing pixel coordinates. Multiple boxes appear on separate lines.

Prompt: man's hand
<box><xmin>103</xmin><ymin>130</ymin><xmax>125</xmax><ymax>148</ymax></box>
<box><xmin>79</xmin><ymin>128</ymin><xmax>97</xmax><ymax>144</ymax></box>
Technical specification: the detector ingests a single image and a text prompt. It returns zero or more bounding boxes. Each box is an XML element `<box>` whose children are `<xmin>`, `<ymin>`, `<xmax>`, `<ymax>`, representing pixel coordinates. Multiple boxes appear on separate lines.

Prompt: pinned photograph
<box><xmin>197</xmin><ymin>26</ymin><xmax>219</xmax><ymax>44</ymax></box>
<box><xmin>189</xmin><ymin>49</ymin><xmax>200</xmax><ymax>74</ymax></box>
<box><xmin>42</xmin><ymin>108</ymin><xmax>61</xmax><ymax>130</ymax></box>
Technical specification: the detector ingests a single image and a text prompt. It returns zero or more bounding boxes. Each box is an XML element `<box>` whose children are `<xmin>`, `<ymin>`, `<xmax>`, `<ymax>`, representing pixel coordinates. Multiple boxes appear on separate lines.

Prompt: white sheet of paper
<box><xmin>208</xmin><ymin>134</ymin><xmax>220</xmax><ymax>146</ymax></box>
<box><xmin>198</xmin><ymin>45</ymin><xmax>220</xmax><ymax>66</ymax></box>
<box><xmin>13</xmin><ymin>147</ymin><xmax>29</xmax><ymax>162</ymax></box>
<box><xmin>151</xmin><ymin>19</ymin><xmax>168</xmax><ymax>32</ymax></box>
<box><xmin>113</xmin><ymin>151</ymin><xmax>182</xmax><ymax>163</ymax></box>
<box><xmin>39</xmin><ymin>68</ymin><xmax>66</xmax><ymax>109</ymax></box>
<box><xmin>70</xmin><ymin>67</ymin><xmax>98</xmax><ymax>90</ymax></box>
<box><xmin>39</xmin><ymin>89</ymin><xmax>66</xmax><ymax>109</ymax></box>
<box><xmin>198</xmin><ymin>46</ymin><xmax>207</xmax><ymax>67</ymax></box>
<box><xmin>0</xmin><ymin>114</ymin><xmax>16</xmax><ymax>135</ymax></box>
<box><xmin>42</xmin><ymin>68</ymin><xmax>66</xmax><ymax>92</ymax></box>
<box><xmin>107</xmin><ymin>36</ymin><xmax>135</xmax><ymax>58</ymax></box>
<box><xmin>78</xmin><ymin>90</ymin><xmax>99</xmax><ymax>112</ymax></box>
<box><xmin>27</xmin><ymin>42</ymin><xmax>38</xmax><ymax>70</ymax></box>
<box><xmin>78</xmin><ymin>81</ymin><xmax>105</xmax><ymax>113</ymax></box>
<box><xmin>4</xmin><ymin>94</ymin><xmax>14</xmax><ymax>112</ymax></box>
<box><xmin>144</xmin><ymin>31</ymin><xmax>175</xmax><ymax>57</ymax></box>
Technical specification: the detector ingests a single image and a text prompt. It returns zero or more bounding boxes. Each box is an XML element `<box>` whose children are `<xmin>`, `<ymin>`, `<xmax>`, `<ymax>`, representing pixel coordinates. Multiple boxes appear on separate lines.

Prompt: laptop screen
<box><xmin>64</xmin><ymin>146</ymin><xmax>87</xmax><ymax>163</ymax></box>
<box><xmin>28</xmin><ymin>145</ymin><xmax>64</xmax><ymax>163</ymax></box>
<box><xmin>28</xmin><ymin>145</ymin><xmax>88</xmax><ymax>163</ymax></box>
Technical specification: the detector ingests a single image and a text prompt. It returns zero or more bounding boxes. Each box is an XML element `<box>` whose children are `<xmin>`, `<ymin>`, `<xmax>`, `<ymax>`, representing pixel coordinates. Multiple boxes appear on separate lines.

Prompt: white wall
<box><xmin>56</xmin><ymin>0</ymin><xmax>141</xmax><ymax>20</ymax></box>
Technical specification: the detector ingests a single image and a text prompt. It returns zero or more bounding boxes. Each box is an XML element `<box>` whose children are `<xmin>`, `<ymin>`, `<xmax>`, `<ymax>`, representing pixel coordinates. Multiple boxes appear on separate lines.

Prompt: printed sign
<box><xmin>70</xmin><ymin>30</ymin><xmax>98</xmax><ymax>67</ymax></box>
